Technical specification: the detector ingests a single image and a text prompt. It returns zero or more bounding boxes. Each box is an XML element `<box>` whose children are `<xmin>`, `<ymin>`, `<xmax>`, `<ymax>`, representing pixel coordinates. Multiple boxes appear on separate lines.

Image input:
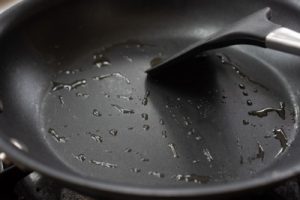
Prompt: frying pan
<box><xmin>0</xmin><ymin>0</ymin><xmax>300</xmax><ymax>199</ymax></box>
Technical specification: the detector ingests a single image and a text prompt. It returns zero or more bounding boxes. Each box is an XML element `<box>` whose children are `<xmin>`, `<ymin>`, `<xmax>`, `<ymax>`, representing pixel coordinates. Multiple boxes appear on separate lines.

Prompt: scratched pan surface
<box><xmin>0</xmin><ymin>0</ymin><xmax>300</xmax><ymax>198</ymax></box>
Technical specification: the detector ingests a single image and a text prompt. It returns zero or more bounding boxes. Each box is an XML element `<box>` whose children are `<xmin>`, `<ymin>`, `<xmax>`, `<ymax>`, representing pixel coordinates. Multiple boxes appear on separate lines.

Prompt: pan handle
<box><xmin>266</xmin><ymin>27</ymin><xmax>300</xmax><ymax>56</ymax></box>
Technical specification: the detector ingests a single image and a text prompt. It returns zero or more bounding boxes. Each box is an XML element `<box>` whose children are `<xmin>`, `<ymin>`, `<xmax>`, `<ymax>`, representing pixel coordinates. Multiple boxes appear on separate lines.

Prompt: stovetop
<box><xmin>0</xmin><ymin>171</ymin><xmax>299</xmax><ymax>200</ymax></box>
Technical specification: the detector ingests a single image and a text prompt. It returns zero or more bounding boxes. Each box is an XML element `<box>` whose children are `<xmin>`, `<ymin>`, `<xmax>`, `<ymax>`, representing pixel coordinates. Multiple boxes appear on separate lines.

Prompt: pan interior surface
<box><xmin>0</xmin><ymin>0</ymin><xmax>300</xmax><ymax>195</ymax></box>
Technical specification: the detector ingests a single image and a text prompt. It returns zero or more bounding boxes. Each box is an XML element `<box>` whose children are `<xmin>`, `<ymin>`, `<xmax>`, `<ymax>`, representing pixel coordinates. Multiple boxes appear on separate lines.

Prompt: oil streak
<box><xmin>175</xmin><ymin>174</ymin><xmax>210</xmax><ymax>184</ymax></box>
<box><xmin>117</xmin><ymin>95</ymin><xmax>133</xmax><ymax>101</ymax></box>
<box><xmin>248</xmin><ymin>102</ymin><xmax>285</xmax><ymax>120</ymax></box>
<box><xmin>256</xmin><ymin>142</ymin><xmax>264</xmax><ymax>161</ymax></box>
<box><xmin>141</xmin><ymin>90</ymin><xmax>150</xmax><ymax>106</ymax></box>
<box><xmin>73</xmin><ymin>154</ymin><xmax>86</xmax><ymax>162</ymax></box>
<box><xmin>203</xmin><ymin>148</ymin><xmax>213</xmax><ymax>162</ymax></box>
<box><xmin>89</xmin><ymin>160</ymin><xmax>117</xmax><ymax>168</ymax></box>
<box><xmin>51</xmin><ymin>79</ymin><xmax>87</xmax><ymax>92</ymax></box>
<box><xmin>76</xmin><ymin>92</ymin><xmax>89</xmax><ymax>98</ymax></box>
<box><xmin>168</xmin><ymin>143</ymin><xmax>179</xmax><ymax>158</ymax></box>
<box><xmin>93</xmin><ymin>54</ymin><xmax>111</xmax><ymax>68</ymax></box>
<box><xmin>111</xmin><ymin>104</ymin><xmax>134</xmax><ymax>114</ymax></box>
<box><xmin>131</xmin><ymin>168</ymin><xmax>141</xmax><ymax>173</ymax></box>
<box><xmin>93</xmin><ymin>73</ymin><xmax>130</xmax><ymax>84</ymax></box>
<box><xmin>123</xmin><ymin>56</ymin><xmax>133</xmax><ymax>62</ymax></box>
<box><xmin>86</xmin><ymin>132</ymin><xmax>103</xmax><ymax>143</ymax></box>
<box><xmin>109</xmin><ymin>129</ymin><xmax>118</xmax><ymax>136</ymax></box>
<box><xmin>273</xmin><ymin>128</ymin><xmax>289</xmax><ymax>157</ymax></box>
<box><xmin>58</xmin><ymin>95</ymin><xmax>64</xmax><ymax>105</ymax></box>
<box><xmin>48</xmin><ymin>128</ymin><xmax>67</xmax><ymax>143</ymax></box>
<box><xmin>148</xmin><ymin>171</ymin><xmax>164</xmax><ymax>178</ymax></box>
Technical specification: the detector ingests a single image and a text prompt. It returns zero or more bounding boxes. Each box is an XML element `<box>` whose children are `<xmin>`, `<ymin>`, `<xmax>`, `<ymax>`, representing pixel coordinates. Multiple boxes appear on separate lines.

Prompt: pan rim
<box><xmin>0</xmin><ymin>137</ymin><xmax>299</xmax><ymax>198</ymax></box>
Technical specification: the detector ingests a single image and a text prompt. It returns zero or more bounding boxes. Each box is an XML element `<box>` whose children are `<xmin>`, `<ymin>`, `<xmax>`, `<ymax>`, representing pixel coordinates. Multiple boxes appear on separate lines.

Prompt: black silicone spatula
<box><xmin>146</xmin><ymin>8</ymin><xmax>300</xmax><ymax>76</ymax></box>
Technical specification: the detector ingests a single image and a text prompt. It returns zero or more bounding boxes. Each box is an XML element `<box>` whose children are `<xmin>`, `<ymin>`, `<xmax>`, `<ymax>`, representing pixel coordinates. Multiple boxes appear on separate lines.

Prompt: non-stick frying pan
<box><xmin>0</xmin><ymin>0</ymin><xmax>300</xmax><ymax>199</ymax></box>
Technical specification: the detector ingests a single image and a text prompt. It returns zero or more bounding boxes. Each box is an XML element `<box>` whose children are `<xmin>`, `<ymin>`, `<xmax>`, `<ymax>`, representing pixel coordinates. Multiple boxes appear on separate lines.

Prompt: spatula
<box><xmin>146</xmin><ymin>8</ymin><xmax>300</xmax><ymax>76</ymax></box>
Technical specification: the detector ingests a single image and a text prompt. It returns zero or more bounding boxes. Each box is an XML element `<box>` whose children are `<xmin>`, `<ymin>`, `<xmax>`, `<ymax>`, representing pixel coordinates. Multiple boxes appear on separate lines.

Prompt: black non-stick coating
<box><xmin>0</xmin><ymin>0</ymin><xmax>300</xmax><ymax>198</ymax></box>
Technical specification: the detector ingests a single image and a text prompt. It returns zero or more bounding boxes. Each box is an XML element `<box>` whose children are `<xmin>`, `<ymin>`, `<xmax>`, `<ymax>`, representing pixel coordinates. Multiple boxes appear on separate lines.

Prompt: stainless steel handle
<box><xmin>266</xmin><ymin>27</ymin><xmax>300</xmax><ymax>56</ymax></box>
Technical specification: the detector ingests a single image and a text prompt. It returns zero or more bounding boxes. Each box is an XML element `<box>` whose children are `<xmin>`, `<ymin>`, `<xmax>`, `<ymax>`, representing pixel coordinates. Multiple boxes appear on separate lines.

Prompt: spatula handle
<box><xmin>266</xmin><ymin>27</ymin><xmax>300</xmax><ymax>56</ymax></box>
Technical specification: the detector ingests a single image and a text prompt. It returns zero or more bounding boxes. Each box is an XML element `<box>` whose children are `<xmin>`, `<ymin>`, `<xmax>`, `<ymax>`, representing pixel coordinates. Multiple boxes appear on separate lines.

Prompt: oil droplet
<box><xmin>109</xmin><ymin>129</ymin><xmax>118</xmax><ymax>136</ymax></box>
<box><xmin>192</xmin><ymin>160</ymin><xmax>201</xmax><ymax>164</ymax></box>
<box><xmin>73</xmin><ymin>154</ymin><xmax>86</xmax><ymax>162</ymax></box>
<box><xmin>48</xmin><ymin>128</ymin><xmax>67</xmax><ymax>143</ymax></box>
<box><xmin>256</xmin><ymin>142</ymin><xmax>264</xmax><ymax>161</ymax></box>
<box><xmin>140</xmin><ymin>158</ymin><xmax>150</xmax><ymax>162</ymax></box>
<box><xmin>93</xmin><ymin>73</ymin><xmax>130</xmax><ymax>84</ymax></box>
<box><xmin>124</xmin><ymin>148</ymin><xmax>132</xmax><ymax>153</ymax></box>
<box><xmin>89</xmin><ymin>160</ymin><xmax>117</xmax><ymax>168</ymax></box>
<box><xmin>143</xmin><ymin>124</ymin><xmax>150</xmax><ymax>131</ymax></box>
<box><xmin>246</xmin><ymin>100</ymin><xmax>253</xmax><ymax>106</ymax></box>
<box><xmin>162</xmin><ymin>130</ymin><xmax>167</xmax><ymax>138</ymax></box>
<box><xmin>195</xmin><ymin>136</ymin><xmax>202</xmax><ymax>141</ymax></box>
<box><xmin>76</xmin><ymin>92</ymin><xmax>89</xmax><ymax>98</ymax></box>
<box><xmin>175</xmin><ymin>174</ymin><xmax>210</xmax><ymax>184</ymax></box>
<box><xmin>103</xmin><ymin>93</ymin><xmax>110</xmax><ymax>98</ymax></box>
<box><xmin>273</xmin><ymin>128</ymin><xmax>289</xmax><ymax>157</ymax></box>
<box><xmin>239</xmin><ymin>84</ymin><xmax>245</xmax><ymax>90</ymax></box>
<box><xmin>58</xmin><ymin>95</ymin><xmax>64</xmax><ymax>105</ymax></box>
<box><xmin>150</xmin><ymin>57</ymin><xmax>163</xmax><ymax>67</ymax></box>
<box><xmin>86</xmin><ymin>132</ymin><xmax>103</xmax><ymax>143</ymax></box>
<box><xmin>248</xmin><ymin>102</ymin><xmax>285</xmax><ymax>120</ymax></box>
<box><xmin>111</xmin><ymin>104</ymin><xmax>134</xmax><ymax>114</ymax></box>
<box><xmin>142</xmin><ymin>90</ymin><xmax>150</xmax><ymax>106</ymax></box>
<box><xmin>183</xmin><ymin>116</ymin><xmax>192</xmax><ymax>126</ymax></box>
<box><xmin>123</xmin><ymin>56</ymin><xmax>133</xmax><ymax>62</ymax></box>
<box><xmin>148</xmin><ymin>171</ymin><xmax>164</xmax><ymax>178</ymax></box>
<box><xmin>131</xmin><ymin>168</ymin><xmax>141</xmax><ymax>173</ymax></box>
<box><xmin>141</xmin><ymin>113</ymin><xmax>149</xmax><ymax>120</ymax></box>
<box><xmin>243</xmin><ymin>91</ymin><xmax>248</xmax><ymax>96</ymax></box>
<box><xmin>60</xmin><ymin>69</ymin><xmax>80</xmax><ymax>75</ymax></box>
<box><xmin>216</xmin><ymin>53</ymin><xmax>231</xmax><ymax>64</ymax></box>
<box><xmin>168</xmin><ymin>143</ymin><xmax>179</xmax><ymax>158</ymax></box>
<box><xmin>117</xmin><ymin>95</ymin><xmax>133</xmax><ymax>101</ymax></box>
<box><xmin>243</xmin><ymin>120</ymin><xmax>249</xmax><ymax>125</ymax></box>
<box><xmin>93</xmin><ymin>54</ymin><xmax>111</xmax><ymax>68</ymax></box>
<box><xmin>92</xmin><ymin>109</ymin><xmax>102</xmax><ymax>117</ymax></box>
<box><xmin>187</xmin><ymin>128</ymin><xmax>196</xmax><ymax>136</ymax></box>
<box><xmin>203</xmin><ymin>148</ymin><xmax>213</xmax><ymax>162</ymax></box>
<box><xmin>51</xmin><ymin>79</ymin><xmax>87</xmax><ymax>92</ymax></box>
<box><xmin>128</xmin><ymin>127</ymin><xmax>134</xmax><ymax>130</ymax></box>
<box><xmin>217</xmin><ymin>53</ymin><xmax>270</xmax><ymax>91</ymax></box>
<box><xmin>159</xmin><ymin>119</ymin><xmax>165</xmax><ymax>125</ymax></box>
